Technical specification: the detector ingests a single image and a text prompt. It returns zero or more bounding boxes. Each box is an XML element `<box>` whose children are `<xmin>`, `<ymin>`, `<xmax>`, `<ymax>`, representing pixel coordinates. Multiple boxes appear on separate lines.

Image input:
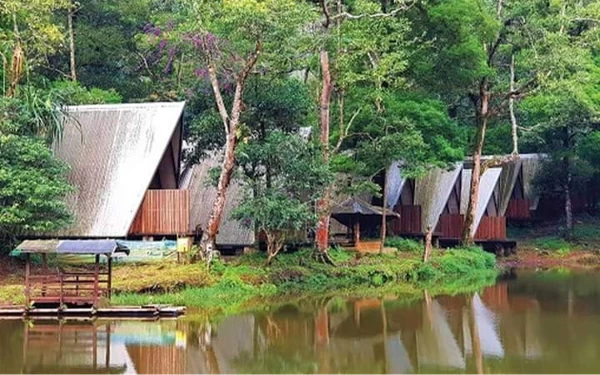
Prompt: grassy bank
<box><xmin>0</xmin><ymin>245</ymin><xmax>498</xmax><ymax>317</ymax></box>
<box><xmin>111</xmin><ymin>246</ymin><xmax>497</xmax><ymax>316</ymax></box>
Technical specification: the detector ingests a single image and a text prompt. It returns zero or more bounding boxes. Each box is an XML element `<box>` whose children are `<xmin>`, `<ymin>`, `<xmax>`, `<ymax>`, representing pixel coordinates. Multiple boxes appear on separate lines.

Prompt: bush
<box><xmin>533</xmin><ymin>236</ymin><xmax>571</xmax><ymax>252</ymax></box>
<box><xmin>384</xmin><ymin>237</ymin><xmax>422</xmax><ymax>252</ymax></box>
<box><xmin>430</xmin><ymin>247</ymin><xmax>496</xmax><ymax>276</ymax></box>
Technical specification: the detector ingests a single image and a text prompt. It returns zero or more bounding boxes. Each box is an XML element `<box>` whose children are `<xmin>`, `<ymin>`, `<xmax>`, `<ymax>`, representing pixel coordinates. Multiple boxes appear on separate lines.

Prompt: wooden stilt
<box><xmin>354</xmin><ymin>216</ymin><xmax>360</xmax><ymax>248</ymax></box>
<box><xmin>107</xmin><ymin>256</ymin><xmax>112</xmax><ymax>300</ymax></box>
<box><xmin>93</xmin><ymin>255</ymin><xmax>100</xmax><ymax>307</ymax></box>
<box><xmin>25</xmin><ymin>254</ymin><xmax>31</xmax><ymax>306</ymax></box>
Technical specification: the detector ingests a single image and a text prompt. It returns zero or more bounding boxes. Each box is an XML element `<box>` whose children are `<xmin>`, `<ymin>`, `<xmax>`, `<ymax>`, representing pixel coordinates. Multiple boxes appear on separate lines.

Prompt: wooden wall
<box><xmin>475</xmin><ymin>216</ymin><xmax>506</xmax><ymax>240</ymax></box>
<box><xmin>439</xmin><ymin>214</ymin><xmax>464</xmax><ymax>238</ymax></box>
<box><xmin>129</xmin><ymin>190</ymin><xmax>189</xmax><ymax>236</ymax></box>
<box><xmin>390</xmin><ymin>205</ymin><xmax>422</xmax><ymax>234</ymax></box>
<box><xmin>506</xmin><ymin>199</ymin><xmax>530</xmax><ymax>218</ymax></box>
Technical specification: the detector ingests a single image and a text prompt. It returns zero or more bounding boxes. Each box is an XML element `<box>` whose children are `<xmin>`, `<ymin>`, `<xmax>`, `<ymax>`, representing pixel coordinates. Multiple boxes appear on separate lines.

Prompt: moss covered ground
<box><xmin>0</xmin><ymin>246</ymin><xmax>498</xmax><ymax>318</ymax></box>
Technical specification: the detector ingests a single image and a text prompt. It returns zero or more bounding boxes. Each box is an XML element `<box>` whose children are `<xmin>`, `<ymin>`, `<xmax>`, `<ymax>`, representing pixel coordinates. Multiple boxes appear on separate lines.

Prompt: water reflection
<box><xmin>2</xmin><ymin>269</ymin><xmax>600</xmax><ymax>374</ymax></box>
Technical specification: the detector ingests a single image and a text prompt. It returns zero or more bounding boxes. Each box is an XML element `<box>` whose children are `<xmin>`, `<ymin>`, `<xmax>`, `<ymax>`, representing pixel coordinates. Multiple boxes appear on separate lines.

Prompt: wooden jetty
<box><xmin>8</xmin><ymin>239</ymin><xmax>186</xmax><ymax>320</ymax></box>
<box><xmin>0</xmin><ymin>304</ymin><xmax>185</xmax><ymax>320</ymax></box>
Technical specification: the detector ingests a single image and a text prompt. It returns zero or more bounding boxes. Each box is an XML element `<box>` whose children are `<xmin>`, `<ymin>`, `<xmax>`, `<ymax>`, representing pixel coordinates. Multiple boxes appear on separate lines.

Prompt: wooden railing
<box><xmin>505</xmin><ymin>199</ymin><xmax>531</xmax><ymax>218</ymax></box>
<box><xmin>475</xmin><ymin>216</ymin><xmax>507</xmax><ymax>240</ymax></box>
<box><xmin>27</xmin><ymin>271</ymin><xmax>109</xmax><ymax>306</ymax></box>
<box><xmin>439</xmin><ymin>214</ymin><xmax>464</xmax><ymax>238</ymax></box>
<box><xmin>129</xmin><ymin>189</ymin><xmax>190</xmax><ymax>236</ymax></box>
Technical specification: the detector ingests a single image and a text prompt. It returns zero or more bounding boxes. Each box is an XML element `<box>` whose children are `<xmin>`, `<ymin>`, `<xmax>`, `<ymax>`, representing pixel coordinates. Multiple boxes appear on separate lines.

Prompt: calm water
<box><xmin>2</xmin><ymin>269</ymin><xmax>600</xmax><ymax>374</ymax></box>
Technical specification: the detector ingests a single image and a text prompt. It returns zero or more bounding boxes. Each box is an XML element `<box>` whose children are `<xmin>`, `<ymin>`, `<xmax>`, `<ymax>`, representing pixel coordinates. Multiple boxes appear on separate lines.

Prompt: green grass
<box><xmin>531</xmin><ymin>236</ymin><xmax>572</xmax><ymax>252</ymax></box>
<box><xmin>114</xmin><ymin>246</ymin><xmax>497</xmax><ymax>317</ymax></box>
<box><xmin>384</xmin><ymin>237</ymin><xmax>422</xmax><ymax>252</ymax></box>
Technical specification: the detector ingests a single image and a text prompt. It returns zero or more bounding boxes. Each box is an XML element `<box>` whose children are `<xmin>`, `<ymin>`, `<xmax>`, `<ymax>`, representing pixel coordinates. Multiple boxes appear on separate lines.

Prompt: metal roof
<box><xmin>461</xmin><ymin>168</ymin><xmax>502</xmax><ymax>235</ymax></box>
<box><xmin>331</xmin><ymin>197</ymin><xmax>399</xmax><ymax>217</ymax></box>
<box><xmin>14</xmin><ymin>240</ymin><xmax>60</xmax><ymax>254</ymax></box>
<box><xmin>56</xmin><ymin>240</ymin><xmax>129</xmax><ymax>255</ymax></box>
<box><xmin>182</xmin><ymin>154</ymin><xmax>254</xmax><ymax>246</ymax></box>
<box><xmin>51</xmin><ymin>102</ymin><xmax>185</xmax><ymax>237</ymax></box>
<box><xmin>14</xmin><ymin>239</ymin><xmax>129</xmax><ymax>255</ymax></box>
<box><xmin>414</xmin><ymin>163</ymin><xmax>463</xmax><ymax>231</ymax></box>
<box><xmin>385</xmin><ymin>161</ymin><xmax>407</xmax><ymax>209</ymax></box>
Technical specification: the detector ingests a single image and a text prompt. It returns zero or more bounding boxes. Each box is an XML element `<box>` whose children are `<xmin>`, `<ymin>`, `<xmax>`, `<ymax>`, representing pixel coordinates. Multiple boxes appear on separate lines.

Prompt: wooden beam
<box><xmin>354</xmin><ymin>217</ymin><xmax>360</xmax><ymax>247</ymax></box>
<box><xmin>93</xmin><ymin>255</ymin><xmax>100</xmax><ymax>307</ymax></box>
<box><xmin>107</xmin><ymin>256</ymin><xmax>112</xmax><ymax>300</ymax></box>
<box><xmin>25</xmin><ymin>254</ymin><xmax>30</xmax><ymax>306</ymax></box>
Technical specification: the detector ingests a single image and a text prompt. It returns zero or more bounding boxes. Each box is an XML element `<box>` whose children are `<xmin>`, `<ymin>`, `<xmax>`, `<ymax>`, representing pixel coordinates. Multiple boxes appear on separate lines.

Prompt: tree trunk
<box><xmin>565</xmin><ymin>167</ymin><xmax>573</xmax><ymax>238</ymax></box>
<box><xmin>380</xmin><ymin>171</ymin><xmax>387</xmax><ymax>254</ymax></box>
<box><xmin>461</xmin><ymin>95</ymin><xmax>489</xmax><ymax>245</ymax></box>
<box><xmin>67</xmin><ymin>6</ymin><xmax>77</xmax><ymax>82</ymax></box>
<box><xmin>423</xmin><ymin>226</ymin><xmax>432</xmax><ymax>262</ymax></box>
<box><xmin>316</xmin><ymin>48</ymin><xmax>332</xmax><ymax>257</ymax></box>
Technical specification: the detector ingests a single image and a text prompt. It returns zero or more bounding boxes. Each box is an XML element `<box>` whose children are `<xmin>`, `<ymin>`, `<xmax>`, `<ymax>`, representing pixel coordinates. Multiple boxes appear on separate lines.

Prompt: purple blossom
<box><xmin>158</xmin><ymin>39</ymin><xmax>167</xmax><ymax>51</ymax></box>
<box><xmin>194</xmin><ymin>68</ymin><xmax>208</xmax><ymax>78</ymax></box>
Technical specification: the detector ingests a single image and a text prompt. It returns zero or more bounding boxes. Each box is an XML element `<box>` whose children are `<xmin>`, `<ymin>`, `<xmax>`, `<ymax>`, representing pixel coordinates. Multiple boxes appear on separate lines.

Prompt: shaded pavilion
<box><xmin>14</xmin><ymin>239</ymin><xmax>129</xmax><ymax>307</ymax></box>
<box><xmin>331</xmin><ymin>197</ymin><xmax>399</xmax><ymax>250</ymax></box>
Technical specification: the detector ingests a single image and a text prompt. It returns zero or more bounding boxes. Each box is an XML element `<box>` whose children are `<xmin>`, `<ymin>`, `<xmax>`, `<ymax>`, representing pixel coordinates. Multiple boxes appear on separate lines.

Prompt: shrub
<box><xmin>384</xmin><ymin>237</ymin><xmax>422</xmax><ymax>252</ymax></box>
<box><xmin>533</xmin><ymin>236</ymin><xmax>571</xmax><ymax>252</ymax></box>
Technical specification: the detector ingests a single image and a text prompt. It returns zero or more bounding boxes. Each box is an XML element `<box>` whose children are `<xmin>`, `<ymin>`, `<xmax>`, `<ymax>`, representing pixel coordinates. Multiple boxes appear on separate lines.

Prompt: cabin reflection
<box><xmin>21</xmin><ymin>321</ymin><xmax>130</xmax><ymax>374</ymax></box>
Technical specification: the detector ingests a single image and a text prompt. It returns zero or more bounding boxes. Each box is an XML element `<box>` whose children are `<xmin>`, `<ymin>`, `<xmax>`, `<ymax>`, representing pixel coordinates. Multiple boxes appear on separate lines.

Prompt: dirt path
<box><xmin>498</xmin><ymin>250</ymin><xmax>600</xmax><ymax>269</ymax></box>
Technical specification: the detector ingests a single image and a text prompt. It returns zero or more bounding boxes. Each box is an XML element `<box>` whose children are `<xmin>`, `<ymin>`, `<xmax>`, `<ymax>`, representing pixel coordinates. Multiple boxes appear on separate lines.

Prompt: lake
<box><xmin>1</xmin><ymin>268</ymin><xmax>599</xmax><ymax>374</ymax></box>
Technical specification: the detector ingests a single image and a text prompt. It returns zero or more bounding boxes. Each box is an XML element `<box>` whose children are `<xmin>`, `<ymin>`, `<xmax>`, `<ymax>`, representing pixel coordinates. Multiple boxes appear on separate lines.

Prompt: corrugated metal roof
<box><xmin>521</xmin><ymin>154</ymin><xmax>544</xmax><ymax>210</ymax></box>
<box><xmin>14</xmin><ymin>240</ymin><xmax>60</xmax><ymax>254</ymax></box>
<box><xmin>56</xmin><ymin>239</ymin><xmax>129</xmax><ymax>255</ymax></box>
<box><xmin>52</xmin><ymin>102</ymin><xmax>185</xmax><ymax>237</ymax></box>
<box><xmin>331</xmin><ymin>197</ymin><xmax>399</xmax><ymax>217</ymax></box>
<box><xmin>496</xmin><ymin>159</ymin><xmax>522</xmax><ymax>216</ymax></box>
<box><xmin>461</xmin><ymin>168</ymin><xmax>502</xmax><ymax>234</ymax></box>
<box><xmin>385</xmin><ymin>161</ymin><xmax>407</xmax><ymax>209</ymax></box>
<box><xmin>414</xmin><ymin>163</ymin><xmax>463</xmax><ymax>231</ymax></box>
<box><xmin>183</xmin><ymin>154</ymin><xmax>254</xmax><ymax>246</ymax></box>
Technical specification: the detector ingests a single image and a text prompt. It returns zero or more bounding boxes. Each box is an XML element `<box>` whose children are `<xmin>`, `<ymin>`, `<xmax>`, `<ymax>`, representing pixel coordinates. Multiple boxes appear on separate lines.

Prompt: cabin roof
<box><xmin>414</xmin><ymin>163</ymin><xmax>463</xmax><ymax>231</ymax></box>
<box><xmin>51</xmin><ymin>102</ymin><xmax>185</xmax><ymax>237</ymax></box>
<box><xmin>182</xmin><ymin>154</ymin><xmax>254</xmax><ymax>246</ymax></box>
<box><xmin>385</xmin><ymin>161</ymin><xmax>407</xmax><ymax>209</ymax></box>
<box><xmin>460</xmin><ymin>168</ymin><xmax>502</xmax><ymax>234</ymax></box>
<box><xmin>14</xmin><ymin>239</ymin><xmax>129</xmax><ymax>255</ymax></box>
<box><xmin>332</xmin><ymin>197</ymin><xmax>399</xmax><ymax>217</ymax></box>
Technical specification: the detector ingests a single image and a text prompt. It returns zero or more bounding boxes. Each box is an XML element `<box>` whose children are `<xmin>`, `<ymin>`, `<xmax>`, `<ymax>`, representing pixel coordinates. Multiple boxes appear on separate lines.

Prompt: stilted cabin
<box><xmin>46</xmin><ymin>102</ymin><xmax>189</xmax><ymax>239</ymax></box>
<box><xmin>460</xmin><ymin>168</ymin><xmax>506</xmax><ymax>241</ymax></box>
<box><xmin>181</xmin><ymin>153</ymin><xmax>254</xmax><ymax>251</ymax></box>
<box><xmin>484</xmin><ymin>154</ymin><xmax>543</xmax><ymax>221</ymax></box>
<box><xmin>386</xmin><ymin>162</ymin><xmax>464</xmax><ymax>240</ymax></box>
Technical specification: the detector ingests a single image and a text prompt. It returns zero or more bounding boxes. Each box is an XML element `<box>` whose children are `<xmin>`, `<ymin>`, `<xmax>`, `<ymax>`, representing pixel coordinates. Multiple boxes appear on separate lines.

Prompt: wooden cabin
<box><xmin>15</xmin><ymin>239</ymin><xmax>129</xmax><ymax>307</ymax></box>
<box><xmin>181</xmin><ymin>153</ymin><xmax>255</xmax><ymax>251</ymax></box>
<box><xmin>47</xmin><ymin>102</ymin><xmax>189</xmax><ymax>239</ymax></box>
<box><xmin>460</xmin><ymin>167</ymin><xmax>506</xmax><ymax>241</ymax></box>
<box><xmin>490</xmin><ymin>154</ymin><xmax>543</xmax><ymax>221</ymax></box>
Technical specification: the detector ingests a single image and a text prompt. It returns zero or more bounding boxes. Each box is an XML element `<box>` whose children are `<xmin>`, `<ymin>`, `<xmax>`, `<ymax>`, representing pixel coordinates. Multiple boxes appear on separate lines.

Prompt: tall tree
<box><xmin>171</xmin><ymin>0</ymin><xmax>313</xmax><ymax>263</ymax></box>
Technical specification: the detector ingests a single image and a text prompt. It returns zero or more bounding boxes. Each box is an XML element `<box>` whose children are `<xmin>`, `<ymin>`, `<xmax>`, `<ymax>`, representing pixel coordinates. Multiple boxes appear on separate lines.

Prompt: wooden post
<box><xmin>93</xmin><ymin>254</ymin><xmax>100</xmax><ymax>307</ymax></box>
<box><xmin>25</xmin><ymin>253</ymin><xmax>30</xmax><ymax>306</ymax></box>
<box><xmin>41</xmin><ymin>253</ymin><xmax>48</xmax><ymax>297</ymax></box>
<box><xmin>354</xmin><ymin>216</ymin><xmax>360</xmax><ymax>248</ymax></box>
<box><xmin>107</xmin><ymin>256</ymin><xmax>112</xmax><ymax>300</ymax></box>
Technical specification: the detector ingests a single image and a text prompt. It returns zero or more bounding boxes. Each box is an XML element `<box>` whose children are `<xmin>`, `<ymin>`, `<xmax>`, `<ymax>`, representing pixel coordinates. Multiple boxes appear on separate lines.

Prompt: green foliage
<box><xmin>385</xmin><ymin>237</ymin><xmax>422</xmax><ymax>252</ymax></box>
<box><xmin>532</xmin><ymin>236</ymin><xmax>572</xmax><ymax>252</ymax></box>
<box><xmin>50</xmin><ymin>80</ymin><xmax>122</xmax><ymax>104</ymax></box>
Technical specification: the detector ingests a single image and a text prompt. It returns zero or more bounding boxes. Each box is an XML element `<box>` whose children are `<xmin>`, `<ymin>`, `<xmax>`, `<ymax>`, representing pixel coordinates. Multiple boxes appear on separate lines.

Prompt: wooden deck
<box><xmin>0</xmin><ymin>305</ymin><xmax>186</xmax><ymax>320</ymax></box>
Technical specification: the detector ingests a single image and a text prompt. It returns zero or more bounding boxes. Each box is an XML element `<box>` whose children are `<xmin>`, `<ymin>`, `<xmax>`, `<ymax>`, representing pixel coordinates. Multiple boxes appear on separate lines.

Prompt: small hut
<box><xmin>330</xmin><ymin>197</ymin><xmax>399</xmax><ymax>251</ymax></box>
<box><xmin>14</xmin><ymin>239</ymin><xmax>129</xmax><ymax>307</ymax></box>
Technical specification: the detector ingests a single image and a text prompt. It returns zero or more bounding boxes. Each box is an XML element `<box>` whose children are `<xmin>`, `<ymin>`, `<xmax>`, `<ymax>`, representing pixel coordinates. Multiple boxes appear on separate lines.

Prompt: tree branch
<box><xmin>331</xmin><ymin>1</ymin><xmax>415</xmax><ymax>21</ymax></box>
<box><xmin>207</xmin><ymin>60</ymin><xmax>230</xmax><ymax>135</ymax></box>
<box><xmin>319</xmin><ymin>0</ymin><xmax>330</xmax><ymax>29</ymax></box>
<box><xmin>333</xmin><ymin>107</ymin><xmax>362</xmax><ymax>154</ymax></box>
<box><xmin>508</xmin><ymin>54</ymin><xmax>518</xmax><ymax>154</ymax></box>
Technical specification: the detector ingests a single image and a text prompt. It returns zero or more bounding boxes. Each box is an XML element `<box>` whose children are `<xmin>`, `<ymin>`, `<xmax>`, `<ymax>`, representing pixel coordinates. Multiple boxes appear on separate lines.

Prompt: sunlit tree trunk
<box><xmin>316</xmin><ymin>48</ymin><xmax>333</xmax><ymax>260</ymax></box>
<box><xmin>461</xmin><ymin>93</ymin><xmax>489</xmax><ymax>245</ymax></box>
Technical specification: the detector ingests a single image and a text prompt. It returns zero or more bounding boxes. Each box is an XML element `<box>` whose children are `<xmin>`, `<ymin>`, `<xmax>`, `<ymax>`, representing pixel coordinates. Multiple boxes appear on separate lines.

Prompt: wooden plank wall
<box><xmin>506</xmin><ymin>199</ymin><xmax>530</xmax><ymax>218</ymax></box>
<box><xmin>439</xmin><ymin>214</ymin><xmax>464</xmax><ymax>238</ymax></box>
<box><xmin>390</xmin><ymin>205</ymin><xmax>422</xmax><ymax>234</ymax></box>
<box><xmin>129</xmin><ymin>190</ymin><xmax>190</xmax><ymax>236</ymax></box>
<box><xmin>475</xmin><ymin>216</ymin><xmax>506</xmax><ymax>240</ymax></box>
